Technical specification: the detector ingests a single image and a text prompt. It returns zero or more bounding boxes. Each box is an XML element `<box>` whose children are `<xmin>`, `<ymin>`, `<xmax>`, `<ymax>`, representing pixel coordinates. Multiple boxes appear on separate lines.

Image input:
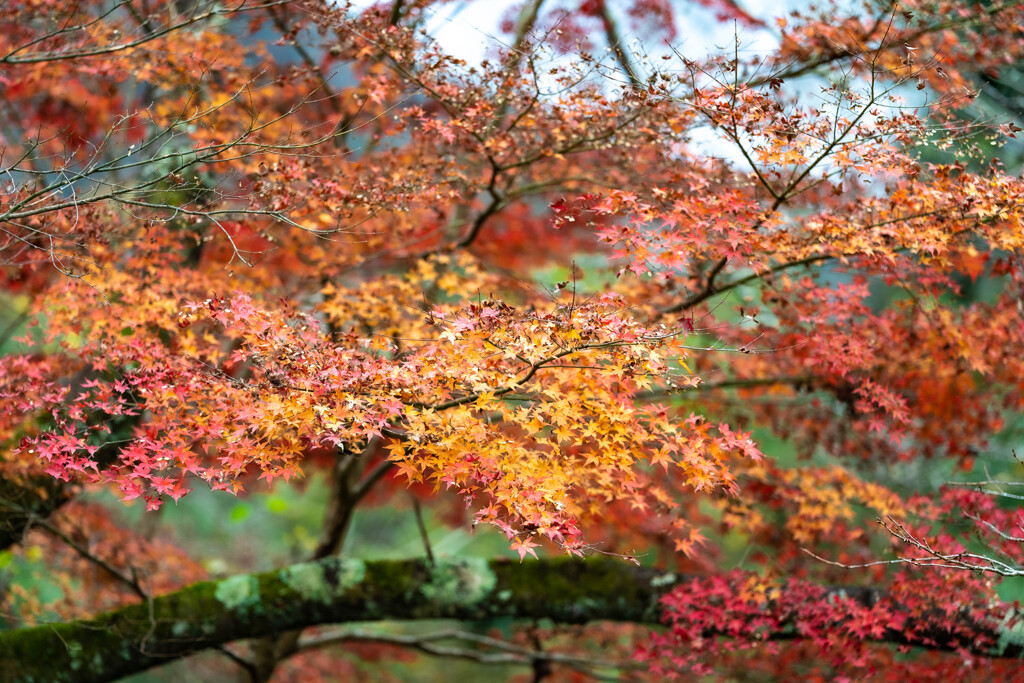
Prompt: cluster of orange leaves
<box><xmin>1</xmin><ymin>0</ymin><xmax>1024</xmax><ymax>678</ymax></box>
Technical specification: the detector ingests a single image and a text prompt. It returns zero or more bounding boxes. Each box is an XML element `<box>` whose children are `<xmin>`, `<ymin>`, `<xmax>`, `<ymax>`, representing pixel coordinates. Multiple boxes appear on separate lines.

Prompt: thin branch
<box><xmin>659</xmin><ymin>253</ymin><xmax>834</xmax><ymax>315</ymax></box>
<box><xmin>1</xmin><ymin>1</ymin><xmax>291</xmax><ymax>64</ymax></box>
<box><xmin>312</xmin><ymin>437</ymin><xmax>382</xmax><ymax>559</ymax></box>
<box><xmin>297</xmin><ymin>627</ymin><xmax>637</xmax><ymax>679</ymax></box>
<box><xmin>24</xmin><ymin>510</ymin><xmax>148</xmax><ymax>600</ymax></box>
<box><xmin>213</xmin><ymin>645</ymin><xmax>258</xmax><ymax>680</ymax></box>
<box><xmin>389</xmin><ymin>0</ymin><xmax>405</xmax><ymax>26</ymax></box>
<box><xmin>597</xmin><ymin>2</ymin><xmax>643</xmax><ymax>88</ymax></box>
<box><xmin>510</xmin><ymin>0</ymin><xmax>545</xmax><ymax>56</ymax></box>
<box><xmin>411</xmin><ymin>497</ymin><xmax>435</xmax><ymax>566</ymax></box>
<box><xmin>805</xmin><ymin>517</ymin><xmax>1024</xmax><ymax>578</ymax></box>
<box><xmin>352</xmin><ymin>458</ymin><xmax>395</xmax><ymax>502</ymax></box>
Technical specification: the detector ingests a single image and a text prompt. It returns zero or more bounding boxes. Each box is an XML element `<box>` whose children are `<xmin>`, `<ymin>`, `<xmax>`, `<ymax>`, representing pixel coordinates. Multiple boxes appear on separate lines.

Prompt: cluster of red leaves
<box><xmin>3</xmin><ymin>0</ymin><xmax>1024</xmax><ymax>678</ymax></box>
<box><xmin>638</xmin><ymin>568</ymin><xmax>1008</xmax><ymax>679</ymax></box>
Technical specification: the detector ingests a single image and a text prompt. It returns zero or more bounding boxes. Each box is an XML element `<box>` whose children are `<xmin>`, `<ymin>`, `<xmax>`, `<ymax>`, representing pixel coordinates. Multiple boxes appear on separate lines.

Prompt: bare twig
<box><xmin>297</xmin><ymin>627</ymin><xmax>636</xmax><ymax>680</ymax></box>
<box><xmin>411</xmin><ymin>496</ymin><xmax>435</xmax><ymax>566</ymax></box>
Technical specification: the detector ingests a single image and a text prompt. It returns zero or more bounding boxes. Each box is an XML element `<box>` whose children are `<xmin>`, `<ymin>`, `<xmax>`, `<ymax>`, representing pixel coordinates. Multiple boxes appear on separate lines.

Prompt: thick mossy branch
<box><xmin>0</xmin><ymin>557</ymin><xmax>671</xmax><ymax>683</ymax></box>
<box><xmin>0</xmin><ymin>558</ymin><xmax>1018</xmax><ymax>682</ymax></box>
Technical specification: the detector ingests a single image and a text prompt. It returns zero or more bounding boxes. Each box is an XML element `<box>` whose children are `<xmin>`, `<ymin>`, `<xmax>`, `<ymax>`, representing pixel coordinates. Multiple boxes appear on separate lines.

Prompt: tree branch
<box><xmin>1</xmin><ymin>557</ymin><xmax>1020</xmax><ymax>683</ymax></box>
<box><xmin>0</xmin><ymin>413</ymin><xmax>142</xmax><ymax>552</ymax></box>
<box><xmin>297</xmin><ymin>626</ymin><xmax>635</xmax><ymax>679</ymax></box>
<box><xmin>596</xmin><ymin>1</ymin><xmax>642</xmax><ymax>88</ymax></box>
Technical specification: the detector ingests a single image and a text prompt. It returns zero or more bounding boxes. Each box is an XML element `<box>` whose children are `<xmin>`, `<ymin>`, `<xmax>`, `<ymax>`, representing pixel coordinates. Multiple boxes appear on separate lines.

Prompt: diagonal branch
<box><xmin>1</xmin><ymin>557</ymin><xmax>1021</xmax><ymax>683</ymax></box>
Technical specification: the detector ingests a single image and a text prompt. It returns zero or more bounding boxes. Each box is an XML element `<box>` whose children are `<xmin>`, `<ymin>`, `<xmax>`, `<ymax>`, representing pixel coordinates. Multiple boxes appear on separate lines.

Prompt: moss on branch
<box><xmin>1</xmin><ymin>557</ymin><xmax>1019</xmax><ymax>682</ymax></box>
<box><xmin>0</xmin><ymin>557</ymin><xmax>672</xmax><ymax>683</ymax></box>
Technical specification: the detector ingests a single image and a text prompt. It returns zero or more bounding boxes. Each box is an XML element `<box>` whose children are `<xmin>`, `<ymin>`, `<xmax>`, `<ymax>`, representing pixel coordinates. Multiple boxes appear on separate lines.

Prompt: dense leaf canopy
<box><xmin>1</xmin><ymin>0</ymin><xmax>1024</xmax><ymax>681</ymax></box>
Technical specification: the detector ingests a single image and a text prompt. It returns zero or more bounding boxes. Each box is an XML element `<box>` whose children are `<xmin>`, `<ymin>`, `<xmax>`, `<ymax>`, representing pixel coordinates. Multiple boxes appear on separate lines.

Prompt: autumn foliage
<box><xmin>2</xmin><ymin>0</ymin><xmax>1024</xmax><ymax>680</ymax></box>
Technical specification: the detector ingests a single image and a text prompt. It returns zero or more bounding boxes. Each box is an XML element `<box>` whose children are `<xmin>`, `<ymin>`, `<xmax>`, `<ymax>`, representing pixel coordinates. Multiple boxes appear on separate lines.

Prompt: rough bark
<box><xmin>1</xmin><ymin>557</ymin><xmax>1021</xmax><ymax>683</ymax></box>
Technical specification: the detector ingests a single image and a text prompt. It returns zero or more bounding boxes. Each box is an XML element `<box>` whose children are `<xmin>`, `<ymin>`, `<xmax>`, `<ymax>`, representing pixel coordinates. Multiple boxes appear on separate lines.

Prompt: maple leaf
<box><xmin>510</xmin><ymin>537</ymin><xmax>540</xmax><ymax>562</ymax></box>
<box><xmin>6</xmin><ymin>1</ymin><xmax>1024</xmax><ymax>679</ymax></box>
